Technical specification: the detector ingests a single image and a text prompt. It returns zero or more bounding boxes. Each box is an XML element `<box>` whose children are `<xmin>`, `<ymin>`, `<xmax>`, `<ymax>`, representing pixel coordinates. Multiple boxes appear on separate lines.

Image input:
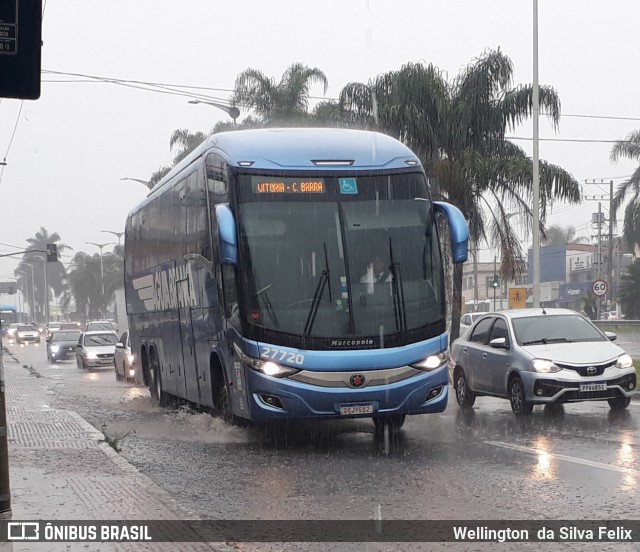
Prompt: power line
<box><xmin>0</xmin><ymin>101</ymin><xmax>24</xmax><ymax>186</ymax></box>
<box><xmin>40</xmin><ymin>69</ymin><xmax>640</xmax><ymax>124</ymax></box>
<box><xmin>507</xmin><ymin>136</ymin><xmax>631</xmax><ymax>144</ymax></box>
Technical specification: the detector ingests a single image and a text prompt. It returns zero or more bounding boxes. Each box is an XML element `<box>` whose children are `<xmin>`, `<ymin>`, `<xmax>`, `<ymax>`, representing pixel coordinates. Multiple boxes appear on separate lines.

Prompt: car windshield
<box><xmin>88</xmin><ymin>322</ymin><xmax>113</xmax><ymax>331</ymax></box>
<box><xmin>512</xmin><ymin>314</ymin><xmax>607</xmax><ymax>345</ymax></box>
<box><xmin>84</xmin><ymin>333</ymin><xmax>117</xmax><ymax>346</ymax></box>
<box><xmin>52</xmin><ymin>332</ymin><xmax>82</xmax><ymax>342</ymax></box>
<box><xmin>17</xmin><ymin>326</ymin><xmax>37</xmax><ymax>331</ymax></box>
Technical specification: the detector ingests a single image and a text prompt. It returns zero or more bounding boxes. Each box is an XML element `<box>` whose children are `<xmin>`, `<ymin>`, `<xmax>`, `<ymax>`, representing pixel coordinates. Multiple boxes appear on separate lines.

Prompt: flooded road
<box><xmin>7</xmin><ymin>342</ymin><xmax>640</xmax><ymax>551</ymax></box>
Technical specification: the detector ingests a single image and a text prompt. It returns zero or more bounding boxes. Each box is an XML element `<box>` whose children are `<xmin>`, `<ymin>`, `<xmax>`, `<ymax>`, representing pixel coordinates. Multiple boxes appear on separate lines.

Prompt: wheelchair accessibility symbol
<box><xmin>339</xmin><ymin>178</ymin><xmax>358</xmax><ymax>194</ymax></box>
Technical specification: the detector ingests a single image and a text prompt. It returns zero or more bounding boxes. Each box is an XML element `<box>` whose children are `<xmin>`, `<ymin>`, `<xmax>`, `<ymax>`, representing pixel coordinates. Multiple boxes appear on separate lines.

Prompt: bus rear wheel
<box><xmin>150</xmin><ymin>354</ymin><xmax>168</xmax><ymax>407</ymax></box>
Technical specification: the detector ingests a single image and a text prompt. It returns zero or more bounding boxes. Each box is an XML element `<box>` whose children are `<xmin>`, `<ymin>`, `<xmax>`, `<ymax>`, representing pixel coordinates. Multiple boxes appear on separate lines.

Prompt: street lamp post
<box><xmin>25</xmin><ymin>256</ymin><xmax>47</xmax><ymax>324</ymax></box>
<box><xmin>15</xmin><ymin>271</ymin><xmax>29</xmax><ymax>322</ymax></box>
<box><xmin>120</xmin><ymin>177</ymin><xmax>152</xmax><ymax>189</ymax></box>
<box><xmin>20</xmin><ymin>263</ymin><xmax>36</xmax><ymax>323</ymax></box>
<box><xmin>85</xmin><ymin>242</ymin><xmax>115</xmax><ymax>299</ymax></box>
<box><xmin>188</xmin><ymin>99</ymin><xmax>240</xmax><ymax>124</ymax></box>
<box><xmin>101</xmin><ymin>230</ymin><xmax>124</xmax><ymax>246</ymax></box>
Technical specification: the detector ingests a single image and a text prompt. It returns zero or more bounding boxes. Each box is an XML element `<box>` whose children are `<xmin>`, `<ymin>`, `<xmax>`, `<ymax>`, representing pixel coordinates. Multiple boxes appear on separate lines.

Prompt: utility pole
<box><xmin>493</xmin><ymin>256</ymin><xmax>497</xmax><ymax>311</ymax></box>
<box><xmin>585</xmin><ymin>181</ymin><xmax>615</xmax><ymax>319</ymax></box>
<box><xmin>0</xmin><ymin>319</ymin><xmax>11</xmax><ymax>517</ymax></box>
<box><xmin>607</xmin><ymin>180</ymin><xmax>614</xmax><ymax>311</ymax></box>
<box><xmin>616</xmin><ymin>237</ymin><xmax>622</xmax><ymax>316</ymax></box>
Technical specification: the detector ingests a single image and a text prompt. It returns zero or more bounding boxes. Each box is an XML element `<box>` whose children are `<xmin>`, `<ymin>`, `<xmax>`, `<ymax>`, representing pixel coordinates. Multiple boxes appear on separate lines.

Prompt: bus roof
<box><xmin>146</xmin><ymin>128</ymin><xmax>422</xmax><ymax>198</ymax></box>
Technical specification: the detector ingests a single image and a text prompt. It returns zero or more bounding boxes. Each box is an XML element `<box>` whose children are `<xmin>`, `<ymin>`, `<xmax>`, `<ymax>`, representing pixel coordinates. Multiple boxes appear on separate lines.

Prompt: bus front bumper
<box><xmin>244</xmin><ymin>366</ymin><xmax>448</xmax><ymax>422</ymax></box>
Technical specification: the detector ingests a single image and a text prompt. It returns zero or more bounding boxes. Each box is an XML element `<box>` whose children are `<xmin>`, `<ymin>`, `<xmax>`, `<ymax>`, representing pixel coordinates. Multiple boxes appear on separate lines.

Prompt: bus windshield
<box><xmin>236</xmin><ymin>172</ymin><xmax>444</xmax><ymax>344</ymax></box>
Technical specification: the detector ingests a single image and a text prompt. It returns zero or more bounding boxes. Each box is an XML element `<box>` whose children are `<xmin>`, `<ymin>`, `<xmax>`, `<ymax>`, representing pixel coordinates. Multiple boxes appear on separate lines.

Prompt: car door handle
<box><xmin>482</xmin><ymin>353</ymin><xmax>488</xmax><ymax>359</ymax></box>
<box><xmin>462</xmin><ymin>347</ymin><xmax>467</xmax><ymax>354</ymax></box>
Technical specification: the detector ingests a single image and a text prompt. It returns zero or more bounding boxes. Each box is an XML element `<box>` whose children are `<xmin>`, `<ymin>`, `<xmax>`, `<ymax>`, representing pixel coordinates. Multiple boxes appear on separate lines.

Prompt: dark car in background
<box><xmin>47</xmin><ymin>330</ymin><xmax>83</xmax><ymax>363</ymax></box>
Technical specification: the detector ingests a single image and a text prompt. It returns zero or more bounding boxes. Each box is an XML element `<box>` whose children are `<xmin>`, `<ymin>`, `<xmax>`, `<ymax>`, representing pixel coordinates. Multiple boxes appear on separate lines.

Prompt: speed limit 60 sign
<box><xmin>592</xmin><ymin>279</ymin><xmax>608</xmax><ymax>297</ymax></box>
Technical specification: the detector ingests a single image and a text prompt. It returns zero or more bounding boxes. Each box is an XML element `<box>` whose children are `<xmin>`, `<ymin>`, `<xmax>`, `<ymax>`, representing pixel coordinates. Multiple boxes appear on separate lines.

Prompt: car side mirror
<box><xmin>489</xmin><ymin>337</ymin><xmax>508</xmax><ymax>349</ymax></box>
<box><xmin>604</xmin><ymin>331</ymin><xmax>617</xmax><ymax>342</ymax></box>
<box><xmin>115</xmin><ymin>342</ymin><xmax>124</xmax><ymax>348</ymax></box>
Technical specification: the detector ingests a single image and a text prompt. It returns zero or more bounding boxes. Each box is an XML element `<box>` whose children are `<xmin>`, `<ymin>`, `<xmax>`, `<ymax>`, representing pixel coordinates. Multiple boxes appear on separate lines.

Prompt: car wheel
<box><xmin>454</xmin><ymin>368</ymin><xmax>476</xmax><ymax>409</ymax></box>
<box><xmin>608</xmin><ymin>397</ymin><xmax>631</xmax><ymax>410</ymax></box>
<box><xmin>509</xmin><ymin>376</ymin><xmax>533</xmax><ymax>415</ymax></box>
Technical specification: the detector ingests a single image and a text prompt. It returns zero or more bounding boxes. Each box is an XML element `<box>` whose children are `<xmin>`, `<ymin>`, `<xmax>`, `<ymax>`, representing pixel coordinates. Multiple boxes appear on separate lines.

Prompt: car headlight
<box><xmin>616</xmin><ymin>354</ymin><xmax>633</xmax><ymax>369</ymax></box>
<box><xmin>233</xmin><ymin>343</ymin><xmax>300</xmax><ymax>378</ymax></box>
<box><xmin>127</xmin><ymin>354</ymin><xmax>135</xmax><ymax>364</ymax></box>
<box><xmin>50</xmin><ymin>345</ymin><xmax>60</xmax><ymax>353</ymax></box>
<box><xmin>531</xmin><ymin>358</ymin><xmax>561</xmax><ymax>373</ymax></box>
<box><xmin>86</xmin><ymin>352</ymin><xmax>98</xmax><ymax>359</ymax></box>
<box><xmin>410</xmin><ymin>351</ymin><xmax>449</xmax><ymax>372</ymax></box>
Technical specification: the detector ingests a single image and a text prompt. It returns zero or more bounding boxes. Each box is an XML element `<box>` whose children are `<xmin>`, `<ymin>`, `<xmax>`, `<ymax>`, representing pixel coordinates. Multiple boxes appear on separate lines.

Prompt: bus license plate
<box><xmin>340</xmin><ymin>404</ymin><xmax>373</xmax><ymax>416</ymax></box>
<box><xmin>580</xmin><ymin>383</ymin><xmax>606</xmax><ymax>392</ymax></box>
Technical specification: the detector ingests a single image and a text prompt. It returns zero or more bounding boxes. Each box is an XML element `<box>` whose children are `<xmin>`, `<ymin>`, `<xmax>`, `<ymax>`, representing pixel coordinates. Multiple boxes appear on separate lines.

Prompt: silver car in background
<box><xmin>450</xmin><ymin>308</ymin><xmax>637</xmax><ymax>415</ymax></box>
<box><xmin>76</xmin><ymin>331</ymin><xmax>118</xmax><ymax>370</ymax></box>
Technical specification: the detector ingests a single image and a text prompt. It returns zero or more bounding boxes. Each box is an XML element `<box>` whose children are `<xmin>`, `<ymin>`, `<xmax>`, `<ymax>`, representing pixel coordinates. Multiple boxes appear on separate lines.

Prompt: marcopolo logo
<box><xmin>132</xmin><ymin>264</ymin><xmax>198</xmax><ymax>312</ymax></box>
<box><xmin>328</xmin><ymin>339</ymin><xmax>375</xmax><ymax>348</ymax></box>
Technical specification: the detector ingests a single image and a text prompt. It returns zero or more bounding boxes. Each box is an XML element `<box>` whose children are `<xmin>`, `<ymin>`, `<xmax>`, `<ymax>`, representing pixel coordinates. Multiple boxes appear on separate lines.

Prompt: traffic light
<box><xmin>46</xmin><ymin>243</ymin><xmax>58</xmax><ymax>262</ymax></box>
<box><xmin>491</xmin><ymin>276</ymin><xmax>500</xmax><ymax>288</ymax></box>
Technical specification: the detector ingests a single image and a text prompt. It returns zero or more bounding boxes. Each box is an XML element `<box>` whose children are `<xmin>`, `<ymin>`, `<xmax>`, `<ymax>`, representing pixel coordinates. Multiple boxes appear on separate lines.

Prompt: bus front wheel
<box><xmin>373</xmin><ymin>415</ymin><xmax>405</xmax><ymax>432</ymax></box>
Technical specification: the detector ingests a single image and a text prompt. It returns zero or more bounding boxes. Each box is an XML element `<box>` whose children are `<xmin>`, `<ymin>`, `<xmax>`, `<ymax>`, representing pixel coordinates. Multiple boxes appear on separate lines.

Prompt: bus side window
<box><xmin>221</xmin><ymin>265</ymin><xmax>240</xmax><ymax>328</ymax></box>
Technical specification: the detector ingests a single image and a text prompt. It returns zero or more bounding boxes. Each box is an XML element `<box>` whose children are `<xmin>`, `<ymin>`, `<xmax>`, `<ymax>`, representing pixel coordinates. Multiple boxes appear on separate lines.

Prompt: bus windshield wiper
<box><xmin>303</xmin><ymin>243</ymin><xmax>332</xmax><ymax>339</ymax></box>
<box><xmin>388</xmin><ymin>238</ymin><xmax>407</xmax><ymax>335</ymax></box>
<box><xmin>254</xmin><ymin>284</ymin><xmax>279</xmax><ymax>328</ymax></box>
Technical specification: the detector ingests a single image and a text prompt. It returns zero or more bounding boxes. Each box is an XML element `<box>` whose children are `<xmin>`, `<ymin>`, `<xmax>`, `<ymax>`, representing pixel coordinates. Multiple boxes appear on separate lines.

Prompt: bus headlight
<box><xmin>233</xmin><ymin>343</ymin><xmax>300</xmax><ymax>378</ymax></box>
<box><xmin>411</xmin><ymin>351</ymin><xmax>448</xmax><ymax>372</ymax></box>
<box><xmin>616</xmin><ymin>354</ymin><xmax>633</xmax><ymax>369</ymax></box>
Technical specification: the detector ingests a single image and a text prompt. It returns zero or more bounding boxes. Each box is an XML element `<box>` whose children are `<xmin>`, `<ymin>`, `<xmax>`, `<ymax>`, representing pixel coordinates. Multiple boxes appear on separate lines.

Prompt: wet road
<box><xmin>7</xmin><ymin>342</ymin><xmax>640</xmax><ymax>551</ymax></box>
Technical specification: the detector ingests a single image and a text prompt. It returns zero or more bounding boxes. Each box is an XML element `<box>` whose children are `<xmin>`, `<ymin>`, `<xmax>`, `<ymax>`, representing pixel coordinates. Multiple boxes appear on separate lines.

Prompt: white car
<box><xmin>459</xmin><ymin>312</ymin><xmax>489</xmax><ymax>335</ymax></box>
<box><xmin>76</xmin><ymin>331</ymin><xmax>118</xmax><ymax>370</ymax></box>
<box><xmin>15</xmin><ymin>325</ymin><xmax>41</xmax><ymax>344</ymax></box>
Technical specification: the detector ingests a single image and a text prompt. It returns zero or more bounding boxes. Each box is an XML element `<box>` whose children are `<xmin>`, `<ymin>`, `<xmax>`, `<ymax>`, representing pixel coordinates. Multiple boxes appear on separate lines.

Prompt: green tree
<box><xmin>63</xmin><ymin>246</ymin><xmax>123</xmax><ymax>322</ymax></box>
<box><xmin>542</xmin><ymin>224</ymin><xmax>589</xmax><ymax>245</ymax></box>
<box><xmin>339</xmin><ymin>49</ymin><xmax>582</xmax><ymax>340</ymax></box>
<box><xmin>610</xmin><ymin>130</ymin><xmax>640</xmax><ymax>248</ymax></box>
<box><xmin>618</xmin><ymin>259</ymin><xmax>640</xmax><ymax>319</ymax></box>
<box><xmin>14</xmin><ymin>227</ymin><xmax>70</xmax><ymax>323</ymax></box>
<box><xmin>232</xmin><ymin>62</ymin><xmax>328</xmax><ymax>125</ymax></box>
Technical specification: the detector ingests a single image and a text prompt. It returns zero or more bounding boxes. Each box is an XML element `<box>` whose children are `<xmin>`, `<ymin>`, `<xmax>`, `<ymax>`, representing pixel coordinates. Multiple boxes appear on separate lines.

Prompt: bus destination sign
<box><xmin>252</xmin><ymin>177</ymin><xmax>325</xmax><ymax>194</ymax></box>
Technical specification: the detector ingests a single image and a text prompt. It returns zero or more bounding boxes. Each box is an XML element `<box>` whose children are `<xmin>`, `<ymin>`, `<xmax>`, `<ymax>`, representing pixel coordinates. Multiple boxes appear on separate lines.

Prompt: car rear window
<box><xmin>85</xmin><ymin>333</ymin><xmax>118</xmax><ymax>346</ymax></box>
<box><xmin>52</xmin><ymin>332</ymin><xmax>82</xmax><ymax>341</ymax></box>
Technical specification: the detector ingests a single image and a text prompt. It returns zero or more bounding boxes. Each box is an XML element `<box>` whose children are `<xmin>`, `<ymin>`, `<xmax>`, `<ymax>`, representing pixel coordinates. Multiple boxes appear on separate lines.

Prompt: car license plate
<box><xmin>340</xmin><ymin>404</ymin><xmax>373</xmax><ymax>415</ymax></box>
<box><xmin>580</xmin><ymin>383</ymin><xmax>606</xmax><ymax>392</ymax></box>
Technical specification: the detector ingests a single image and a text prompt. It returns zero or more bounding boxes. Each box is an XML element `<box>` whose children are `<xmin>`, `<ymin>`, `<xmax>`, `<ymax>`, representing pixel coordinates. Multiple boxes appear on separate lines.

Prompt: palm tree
<box><xmin>15</xmin><ymin>227</ymin><xmax>70</xmax><ymax>323</ymax></box>
<box><xmin>618</xmin><ymin>259</ymin><xmax>640</xmax><ymax>319</ymax></box>
<box><xmin>339</xmin><ymin>49</ymin><xmax>581</xmax><ymax>340</ymax></box>
<box><xmin>232</xmin><ymin>62</ymin><xmax>328</xmax><ymax>125</ymax></box>
<box><xmin>65</xmin><ymin>252</ymin><xmax>103</xmax><ymax>322</ymax></box>
<box><xmin>610</xmin><ymin>130</ymin><xmax>640</xmax><ymax>248</ymax></box>
<box><xmin>542</xmin><ymin>224</ymin><xmax>589</xmax><ymax>245</ymax></box>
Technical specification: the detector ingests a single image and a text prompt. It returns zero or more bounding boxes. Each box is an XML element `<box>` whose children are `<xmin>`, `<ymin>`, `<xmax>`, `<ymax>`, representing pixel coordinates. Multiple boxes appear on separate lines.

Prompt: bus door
<box><xmin>175</xmin><ymin>274</ymin><xmax>201</xmax><ymax>402</ymax></box>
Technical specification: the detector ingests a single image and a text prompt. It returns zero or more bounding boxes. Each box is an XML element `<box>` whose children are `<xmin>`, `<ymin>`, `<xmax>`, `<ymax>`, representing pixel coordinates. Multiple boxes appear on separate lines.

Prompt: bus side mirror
<box><xmin>433</xmin><ymin>201</ymin><xmax>469</xmax><ymax>263</ymax></box>
<box><xmin>215</xmin><ymin>204</ymin><xmax>238</xmax><ymax>265</ymax></box>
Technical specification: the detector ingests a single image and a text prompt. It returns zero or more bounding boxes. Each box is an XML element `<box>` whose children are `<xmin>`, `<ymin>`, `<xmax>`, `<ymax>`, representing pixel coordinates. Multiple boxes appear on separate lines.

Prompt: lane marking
<box><xmin>485</xmin><ymin>440</ymin><xmax>640</xmax><ymax>476</ymax></box>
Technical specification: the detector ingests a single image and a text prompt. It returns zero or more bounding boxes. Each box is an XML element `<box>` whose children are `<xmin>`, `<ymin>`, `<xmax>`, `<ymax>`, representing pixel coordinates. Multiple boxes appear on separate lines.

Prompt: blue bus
<box><xmin>124</xmin><ymin>128</ymin><xmax>468</xmax><ymax>430</ymax></box>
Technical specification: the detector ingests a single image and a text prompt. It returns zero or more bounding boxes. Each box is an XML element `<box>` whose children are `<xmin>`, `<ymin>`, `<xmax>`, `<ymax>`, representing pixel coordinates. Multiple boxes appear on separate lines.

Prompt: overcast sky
<box><xmin>1</xmin><ymin>0</ymin><xmax>639</xmax><ymax>279</ymax></box>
